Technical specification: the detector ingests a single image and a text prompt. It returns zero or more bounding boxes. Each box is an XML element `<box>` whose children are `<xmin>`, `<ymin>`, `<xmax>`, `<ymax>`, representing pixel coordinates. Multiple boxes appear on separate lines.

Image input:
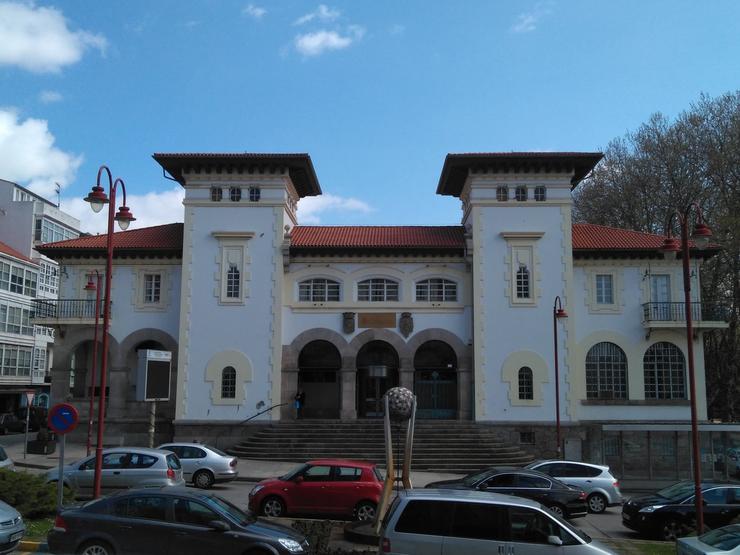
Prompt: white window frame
<box><xmin>212</xmin><ymin>232</ymin><xmax>254</xmax><ymax>305</ymax></box>
<box><xmin>595</xmin><ymin>274</ymin><xmax>614</xmax><ymax>304</ymax></box>
<box><xmin>502</xmin><ymin>233</ymin><xmax>542</xmax><ymax>307</ymax></box>
<box><xmin>357</xmin><ymin>278</ymin><xmax>399</xmax><ymax>302</ymax></box>
<box><xmin>298</xmin><ymin>278</ymin><xmax>341</xmax><ymax>302</ymax></box>
<box><xmin>133</xmin><ymin>268</ymin><xmax>168</xmax><ymax>311</ymax></box>
<box><xmin>415</xmin><ymin>278</ymin><xmax>457</xmax><ymax>302</ymax></box>
<box><xmin>143</xmin><ymin>273</ymin><xmax>162</xmax><ymax>304</ymax></box>
<box><xmin>585</xmin><ymin>268</ymin><xmax>622</xmax><ymax>313</ymax></box>
<box><xmin>496</xmin><ymin>186</ymin><xmax>509</xmax><ymax>202</ymax></box>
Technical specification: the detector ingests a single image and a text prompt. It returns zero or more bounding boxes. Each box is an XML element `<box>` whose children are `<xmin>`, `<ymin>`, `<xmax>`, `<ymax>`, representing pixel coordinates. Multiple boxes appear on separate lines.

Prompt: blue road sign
<box><xmin>47</xmin><ymin>403</ymin><xmax>79</xmax><ymax>435</ymax></box>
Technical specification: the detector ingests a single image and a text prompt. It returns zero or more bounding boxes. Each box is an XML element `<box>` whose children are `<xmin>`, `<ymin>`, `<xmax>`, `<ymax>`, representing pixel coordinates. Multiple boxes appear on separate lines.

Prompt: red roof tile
<box><xmin>572</xmin><ymin>223</ymin><xmax>668</xmax><ymax>250</ymax></box>
<box><xmin>36</xmin><ymin>223</ymin><xmax>183</xmax><ymax>254</ymax></box>
<box><xmin>291</xmin><ymin>226</ymin><xmax>466</xmax><ymax>249</ymax></box>
<box><xmin>0</xmin><ymin>241</ymin><xmax>36</xmax><ymax>265</ymax></box>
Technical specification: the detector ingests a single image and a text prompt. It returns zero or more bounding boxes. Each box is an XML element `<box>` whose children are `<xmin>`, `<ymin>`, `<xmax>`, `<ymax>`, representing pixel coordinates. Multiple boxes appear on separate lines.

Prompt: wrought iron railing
<box><xmin>642</xmin><ymin>302</ymin><xmax>729</xmax><ymax>323</ymax></box>
<box><xmin>32</xmin><ymin>298</ymin><xmax>109</xmax><ymax>320</ymax></box>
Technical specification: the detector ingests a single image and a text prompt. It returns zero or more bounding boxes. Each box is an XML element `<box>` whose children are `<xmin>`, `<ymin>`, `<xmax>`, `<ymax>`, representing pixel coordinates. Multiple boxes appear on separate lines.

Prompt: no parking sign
<box><xmin>48</xmin><ymin>403</ymin><xmax>79</xmax><ymax>435</ymax></box>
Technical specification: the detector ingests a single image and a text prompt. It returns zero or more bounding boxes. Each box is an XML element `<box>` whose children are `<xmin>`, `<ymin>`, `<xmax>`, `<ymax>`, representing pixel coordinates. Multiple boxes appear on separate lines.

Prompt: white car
<box><xmin>157</xmin><ymin>443</ymin><xmax>238</xmax><ymax>488</ymax></box>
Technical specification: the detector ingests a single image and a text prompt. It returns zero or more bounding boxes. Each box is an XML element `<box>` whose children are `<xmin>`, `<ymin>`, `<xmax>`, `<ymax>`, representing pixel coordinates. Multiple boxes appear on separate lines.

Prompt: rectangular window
<box><xmin>0</xmin><ymin>262</ymin><xmax>9</xmax><ymax>291</ymax></box>
<box><xmin>415</xmin><ymin>279</ymin><xmax>457</xmax><ymax>302</ymax></box>
<box><xmin>10</xmin><ymin>267</ymin><xmax>23</xmax><ymax>294</ymax></box>
<box><xmin>229</xmin><ymin>187</ymin><xmax>241</xmax><ymax>202</ymax></box>
<box><xmin>515</xmin><ymin>186</ymin><xmax>527</xmax><ymax>201</ymax></box>
<box><xmin>516</xmin><ymin>266</ymin><xmax>530</xmax><ymax>299</ymax></box>
<box><xmin>358</xmin><ymin>279</ymin><xmax>399</xmax><ymax>302</ymax></box>
<box><xmin>595</xmin><ymin>274</ymin><xmax>614</xmax><ymax>304</ymax></box>
<box><xmin>210</xmin><ymin>187</ymin><xmax>223</xmax><ymax>201</ymax></box>
<box><xmin>496</xmin><ymin>186</ymin><xmax>508</xmax><ymax>202</ymax></box>
<box><xmin>226</xmin><ymin>265</ymin><xmax>240</xmax><ymax>298</ymax></box>
<box><xmin>249</xmin><ymin>187</ymin><xmax>261</xmax><ymax>202</ymax></box>
<box><xmin>143</xmin><ymin>274</ymin><xmax>161</xmax><ymax>304</ymax></box>
<box><xmin>299</xmin><ymin>279</ymin><xmax>340</xmax><ymax>302</ymax></box>
<box><xmin>534</xmin><ymin>186</ymin><xmax>546</xmax><ymax>201</ymax></box>
<box><xmin>0</xmin><ymin>344</ymin><xmax>33</xmax><ymax>377</ymax></box>
<box><xmin>38</xmin><ymin>262</ymin><xmax>59</xmax><ymax>295</ymax></box>
<box><xmin>23</xmin><ymin>269</ymin><xmax>37</xmax><ymax>297</ymax></box>
<box><xmin>6</xmin><ymin>307</ymin><xmax>21</xmax><ymax>334</ymax></box>
<box><xmin>39</xmin><ymin>218</ymin><xmax>77</xmax><ymax>243</ymax></box>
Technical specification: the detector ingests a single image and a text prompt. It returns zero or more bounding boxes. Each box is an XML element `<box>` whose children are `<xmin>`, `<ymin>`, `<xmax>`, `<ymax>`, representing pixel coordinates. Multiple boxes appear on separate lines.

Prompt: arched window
<box><xmin>357</xmin><ymin>278</ymin><xmax>399</xmax><ymax>302</ymax></box>
<box><xmin>518</xmin><ymin>367</ymin><xmax>533</xmax><ymax>400</ymax></box>
<box><xmin>226</xmin><ymin>265</ymin><xmax>240</xmax><ymax>298</ymax></box>
<box><xmin>496</xmin><ymin>186</ymin><xmax>509</xmax><ymax>201</ymax></box>
<box><xmin>585</xmin><ymin>342</ymin><xmax>627</xmax><ymax>399</ymax></box>
<box><xmin>415</xmin><ymin>278</ymin><xmax>457</xmax><ymax>302</ymax></box>
<box><xmin>644</xmin><ymin>342</ymin><xmax>686</xmax><ymax>399</ymax></box>
<box><xmin>221</xmin><ymin>367</ymin><xmax>236</xmax><ymax>399</ymax></box>
<box><xmin>515</xmin><ymin>186</ymin><xmax>528</xmax><ymax>201</ymax></box>
<box><xmin>299</xmin><ymin>278</ymin><xmax>340</xmax><ymax>302</ymax></box>
<box><xmin>534</xmin><ymin>186</ymin><xmax>546</xmax><ymax>201</ymax></box>
<box><xmin>516</xmin><ymin>266</ymin><xmax>530</xmax><ymax>299</ymax></box>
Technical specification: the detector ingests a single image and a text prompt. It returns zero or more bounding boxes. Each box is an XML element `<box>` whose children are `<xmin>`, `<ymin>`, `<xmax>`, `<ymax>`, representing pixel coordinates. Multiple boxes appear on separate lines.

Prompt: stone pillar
<box><xmin>107</xmin><ymin>367</ymin><xmax>129</xmax><ymax>417</ymax></box>
<box><xmin>458</xmin><ymin>366</ymin><xmax>473</xmax><ymax>420</ymax></box>
<box><xmin>399</xmin><ymin>356</ymin><xmax>414</xmax><ymax>390</ymax></box>
<box><xmin>281</xmin><ymin>369</ymin><xmax>299</xmax><ymax>420</ymax></box>
<box><xmin>340</xmin><ymin>356</ymin><xmax>356</xmax><ymax>420</ymax></box>
<box><xmin>50</xmin><ymin>367</ymin><xmax>72</xmax><ymax>406</ymax></box>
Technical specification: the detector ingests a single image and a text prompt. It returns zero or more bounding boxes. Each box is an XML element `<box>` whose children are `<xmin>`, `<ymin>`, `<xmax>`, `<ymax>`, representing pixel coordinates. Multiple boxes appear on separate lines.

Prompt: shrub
<box><xmin>0</xmin><ymin>469</ymin><xmax>73</xmax><ymax>518</ymax></box>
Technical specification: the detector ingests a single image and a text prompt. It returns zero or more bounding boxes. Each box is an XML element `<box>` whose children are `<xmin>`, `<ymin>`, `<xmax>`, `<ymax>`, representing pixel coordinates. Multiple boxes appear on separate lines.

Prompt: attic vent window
<box><xmin>496</xmin><ymin>186</ymin><xmax>508</xmax><ymax>202</ymax></box>
<box><xmin>229</xmin><ymin>187</ymin><xmax>241</xmax><ymax>202</ymax></box>
<box><xmin>211</xmin><ymin>187</ymin><xmax>223</xmax><ymax>202</ymax></box>
<box><xmin>515</xmin><ymin>186</ymin><xmax>528</xmax><ymax>202</ymax></box>
<box><xmin>249</xmin><ymin>187</ymin><xmax>261</xmax><ymax>202</ymax></box>
<box><xmin>534</xmin><ymin>186</ymin><xmax>546</xmax><ymax>201</ymax></box>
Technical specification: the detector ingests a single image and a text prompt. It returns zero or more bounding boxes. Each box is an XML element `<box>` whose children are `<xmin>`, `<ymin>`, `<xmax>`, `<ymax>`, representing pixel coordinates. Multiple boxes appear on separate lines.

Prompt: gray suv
<box><xmin>525</xmin><ymin>460</ymin><xmax>622</xmax><ymax>513</ymax></box>
<box><xmin>157</xmin><ymin>443</ymin><xmax>238</xmax><ymax>489</ymax></box>
<box><xmin>379</xmin><ymin>489</ymin><xmax>615</xmax><ymax>555</ymax></box>
<box><xmin>45</xmin><ymin>448</ymin><xmax>184</xmax><ymax>495</ymax></box>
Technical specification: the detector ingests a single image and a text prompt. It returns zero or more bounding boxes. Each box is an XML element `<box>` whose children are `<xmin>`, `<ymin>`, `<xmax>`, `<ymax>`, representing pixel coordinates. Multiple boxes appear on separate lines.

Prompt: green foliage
<box><xmin>24</xmin><ymin>517</ymin><xmax>53</xmax><ymax>541</ymax></box>
<box><xmin>0</xmin><ymin>469</ymin><xmax>73</xmax><ymax>518</ymax></box>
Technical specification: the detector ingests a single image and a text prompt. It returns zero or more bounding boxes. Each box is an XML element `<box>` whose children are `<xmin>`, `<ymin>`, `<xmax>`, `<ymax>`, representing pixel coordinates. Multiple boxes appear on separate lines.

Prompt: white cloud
<box><xmin>39</xmin><ymin>90</ymin><xmax>62</xmax><ymax>104</ymax></box>
<box><xmin>297</xmin><ymin>193</ymin><xmax>372</xmax><ymax>224</ymax></box>
<box><xmin>294</xmin><ymin>4</ymin><xmax>340</xmax><ymax>26</ymax></box>
<box><xmin>0</xmin><ymin>1</ymin><xmax>106</xmax><ymax>73</ymax></box>
<box><xmin>243</xmin><ymin>4</ymin><xmax>266</xmax><ymax>19</ymax></box>
<box><xmin>294</xmin><ymin>26</ymin><xmax>364</xmax><ymax>57</ymax></box>
<box><xmin>0</xmin><ymin>108</ymin><xmax>82</xmax><ymax>198</ymax></box>
<box><xmin>61</xmin><ymin>186</ymin><xmax>185</xmax><ymax>235</ymax></box>
<box><xmin>511</xmin><ymin>2</ymin><xmax>553</xmax><ymax>33</ymax></box>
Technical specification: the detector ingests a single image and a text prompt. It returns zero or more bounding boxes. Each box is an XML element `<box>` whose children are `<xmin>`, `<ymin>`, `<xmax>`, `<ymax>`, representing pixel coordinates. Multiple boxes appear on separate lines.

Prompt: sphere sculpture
<box><xmin>386</xmin><ymin>386</ymin><xmax>414</xmax><ymax>421</ymax></box>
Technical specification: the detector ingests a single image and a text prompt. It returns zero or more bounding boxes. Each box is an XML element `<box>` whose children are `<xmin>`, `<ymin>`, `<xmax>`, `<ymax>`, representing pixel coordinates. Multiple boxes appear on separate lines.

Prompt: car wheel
<box><xmin>354</xmin><ymin>501</ymin><xmax>377</xmax><ymax>522</ymax></box>
<box><xmin>193</xmin><ymin>470</ymin><xmax>215</xmax><ymax>489</ymax></box>
<box><xmin>78</xmin><ymin>540</ymin><xmax>115</xmax><ymax>555</ymax></box>
<box><xmin>547</xmin><ymin>504</ymin><xmax>565</xmax><ymax>518</ymax></box>
<box><xmin>587</xmin><ymin>493</ymin><xmax>607</xmax><ymax>514</ymax></box>
<box><xmin>261</xmin><ymin>496</ymin><xmax>286</xmax><ymax>518</ymax></box>
<box><xmin>658</xmin><ymin>519</ymin><xmax>683</xmax><ymax>542</ymax></box>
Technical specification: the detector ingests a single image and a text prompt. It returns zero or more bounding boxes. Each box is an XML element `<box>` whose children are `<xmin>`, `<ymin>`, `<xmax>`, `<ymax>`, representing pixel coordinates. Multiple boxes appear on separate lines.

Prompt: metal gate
<box><xmin>415</xmin><ymin>369</ymin><xmax>457</xmax><ymax>419</ymax></box>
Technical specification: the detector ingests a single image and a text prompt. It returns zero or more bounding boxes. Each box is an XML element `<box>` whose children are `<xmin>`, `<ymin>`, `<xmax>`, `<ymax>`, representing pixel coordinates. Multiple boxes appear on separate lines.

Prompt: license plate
<box><xmin>10</xmin><ymin>531</ymin><xmax>23</xmax><ymax>542</ymax></box>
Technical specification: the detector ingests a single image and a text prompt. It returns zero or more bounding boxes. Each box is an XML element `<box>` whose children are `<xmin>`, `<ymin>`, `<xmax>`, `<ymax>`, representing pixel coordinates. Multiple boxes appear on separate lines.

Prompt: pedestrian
<box><xmin>294</xmin><ymin>390</ymin><xmax>305</xmax><ymax>419</ymax></box>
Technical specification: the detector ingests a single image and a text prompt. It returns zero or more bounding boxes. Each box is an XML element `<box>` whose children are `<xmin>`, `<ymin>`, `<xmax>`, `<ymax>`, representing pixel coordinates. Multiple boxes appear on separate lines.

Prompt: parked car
<box><xmin>0</xmin><ymin>446</ymin><xmax>15</xmax><ymax>472</ymax></box>
<box><xmin>678</xmin><ymin>524</ymin><xmax>740</xmax><ymax>555</ymax></box>
<box><xmin>379</xmin><ymin>488</ymin><xmax>615</xmax><ymax>555</ymax></box>
<box><xmin>622</xmin><ymin>481</ymin><xmax>740</xmax><ymax>541</ymax></box>
<box><xmin>45</xmin><ymin>447</ymin><xmax>184</xmax><ymax>495</ymax></box>
<box><xmin>525</xmin><ymin>460</ymin><xmax>622</xmax><ymax>513</ymax></box>
<box><xmin>47</xmin><ymin>487</ymin><xmax>309</xmax><ymax>555</ymax></box>
<box><xmin>157</xmin><ymin>442</ymin><xmax>238</xmax><ymax>489</ymax></box>
<box><xmin>0</xmin><ymin>413</ymin><xmax>25</xmax><ymax>435</ymax></box>
<box><xmin>248</xmin><ymin>459</ymin><xmax>383</xmax><ymax>521</ymax></box>
<box><xmin>425</xmin><ymin>467</ymin><xmax>588</xmax><ymax>519</ymax></box>
<box><xmin>0</xmin><ymin>499</ymin><xmax>24</xmax><ymax>554</ymax></box>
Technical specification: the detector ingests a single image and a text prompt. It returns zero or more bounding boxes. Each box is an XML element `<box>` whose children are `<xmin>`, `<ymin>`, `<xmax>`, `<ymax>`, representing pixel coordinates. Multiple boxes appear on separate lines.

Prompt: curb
<box><xmin>19</xmin><ymin>539</ymin><xmax>48</xmax><ymax>552</ymax></box>
<box><xmin>15</xmin><ymin>462</ymin><xmax>54</xmax><ymax>471</ymax></box>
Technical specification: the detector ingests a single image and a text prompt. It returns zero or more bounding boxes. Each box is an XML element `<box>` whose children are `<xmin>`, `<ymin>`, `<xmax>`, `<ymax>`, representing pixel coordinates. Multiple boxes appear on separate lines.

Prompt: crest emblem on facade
<box><xmin>399</xmin><ymin>312</ymin><xmax>413</xmax><ymax>338</ymax></box>
<box><xmin>342</xmin><ymin>312</ymin><xmax>355</xmax><ymax>334</ymax></box>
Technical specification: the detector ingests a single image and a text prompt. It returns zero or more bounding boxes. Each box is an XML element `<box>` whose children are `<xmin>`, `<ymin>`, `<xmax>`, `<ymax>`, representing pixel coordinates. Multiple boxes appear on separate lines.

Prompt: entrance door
<box><xmin>414</xmin><ymin>341</ymin><xmax>458</xmax><ymax>419</ymax></box>
<box><xmin>651</xmin><ymin>274</ymin><xmax>672</xmax><ymax>320</ymax></box>
<box><xmin>356</xmin><ymin>341</ymin><xmax>399</xmax><ymax>418</ymax></box>
<box><xmin>360</xmin><ymin>367</ymin><xmax>390</xmax><ymax>417</ymax></box>
<box><xmin>298</xmin><ymin>341</ymin><xmax>341</xmax><ymax>419</ymax></box>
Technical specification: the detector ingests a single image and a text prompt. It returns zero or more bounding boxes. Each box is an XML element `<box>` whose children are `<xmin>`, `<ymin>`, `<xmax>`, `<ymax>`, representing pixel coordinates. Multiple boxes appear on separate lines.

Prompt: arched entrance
<box><xmin>298</xmin><ymin>341</ymin><xmax>341</xmax><ymax>419</ymax></box>
<box><xmin>414</xmin><ymin>341</ymin><xmax>457</xmax><ymax>419</ymax></box>
<box><xmin>356</xmin><ymin>341</ymin><xmax>399</xmax><ymax>418</ymax></box>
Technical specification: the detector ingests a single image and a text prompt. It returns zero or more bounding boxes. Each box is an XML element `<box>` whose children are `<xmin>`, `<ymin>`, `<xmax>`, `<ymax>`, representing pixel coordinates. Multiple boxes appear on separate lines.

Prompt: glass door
<box><xmin>651</xmin><ymin>275</ymin><xmax>672</xmax><ymax>320</ymax></box>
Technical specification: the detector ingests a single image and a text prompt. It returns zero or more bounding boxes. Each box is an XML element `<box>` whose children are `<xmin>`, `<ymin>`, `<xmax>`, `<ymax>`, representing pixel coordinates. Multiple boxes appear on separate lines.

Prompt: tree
<box><xmin>574</xmin><ymin>91</ymin><xmax>740</xmax><ymax>420</ymax></box>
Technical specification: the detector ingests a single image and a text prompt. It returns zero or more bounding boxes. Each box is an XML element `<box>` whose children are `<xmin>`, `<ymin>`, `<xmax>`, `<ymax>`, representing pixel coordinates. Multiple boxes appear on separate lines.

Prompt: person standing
<box><xmin>294</xmin><ymin>390</ymin><xmax>306</xmax><ymax>419</ymax></box>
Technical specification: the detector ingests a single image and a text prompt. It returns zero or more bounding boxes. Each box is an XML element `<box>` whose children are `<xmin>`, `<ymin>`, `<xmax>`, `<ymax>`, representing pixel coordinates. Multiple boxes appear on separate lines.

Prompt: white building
<box><xmin>35</xmin><ymin>152</ymin><xmax>728</xmax><ymax>461</ymax></box>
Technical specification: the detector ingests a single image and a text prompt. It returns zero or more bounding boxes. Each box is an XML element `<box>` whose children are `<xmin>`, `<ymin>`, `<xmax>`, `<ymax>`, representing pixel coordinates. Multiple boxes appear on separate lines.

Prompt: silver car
<box><xmin>157</xmin><ymin>442</ymin><xmax>238</xmax><ymax>489</ymax></box>
<box><xmin>678</xmin><ymin>524</ymin><xmax>740</xmax><ymax>555</ymax></box>
<box><xmin>45</xmin><ymin>447</ymin><xmax>184</xmax><ymax>495</ymax></box>
<box><xmin>0</xmin><ymin>500</ymin><xmax>24</xmax><ymax>554</ymax></box>
<box><xmin>379</xmin><ymin>489</ymin><xmax>615</xmax><ymax>555</ymax></box>
<box><xmin>525</xmin><ymin>460</ymin><xmax>622</xmax><ymax>514</ymax></box>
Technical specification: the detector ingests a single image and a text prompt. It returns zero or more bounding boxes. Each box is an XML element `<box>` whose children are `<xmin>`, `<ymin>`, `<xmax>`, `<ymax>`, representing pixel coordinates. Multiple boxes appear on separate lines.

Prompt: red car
<box><xmin>248</xmin><ymin>459</ymin><xmax>383</xmax><ymax>521</ymax></box>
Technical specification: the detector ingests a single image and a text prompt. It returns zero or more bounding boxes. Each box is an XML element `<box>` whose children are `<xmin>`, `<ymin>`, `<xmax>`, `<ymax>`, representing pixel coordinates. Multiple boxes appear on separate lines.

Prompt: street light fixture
<box><xmin>83</xmin><ymin>271</ymin><xmax>101</xmax><ymax>457</ymax></box>
<box><xmin>84</xmin><ymin>165</ymin><xmax>135</xmax><ymax>499</ymax></box>
<box><xmin>552</xmin><ymin>296</ymin><xmax>568</xmax><ymax>459</ymax></box>
<box><xmin>661</xmin><ymin>202</ymin><xmax>712</xmax><ymax>534</ymax></box>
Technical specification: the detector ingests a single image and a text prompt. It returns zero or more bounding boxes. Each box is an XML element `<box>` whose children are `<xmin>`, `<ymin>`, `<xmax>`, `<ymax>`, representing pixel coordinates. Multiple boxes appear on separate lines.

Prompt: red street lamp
<box><xmin>83</xmin><ymin>271</ymin><xmax>101</xmax><ymax>457</ymax></box>
<box><xmin>661</xmin><ymin>203</ymin><xmax>712</xmax><ymax>534</ymax></box>
<box><xmin>84</xmin><ymin>165</ymin><xmax>135</xmax><ymax>499</ymax></box>
<box><xmin>552</xmin><ymin>296</ymin><xmax>568</xmax><ymax>459</ymax></box>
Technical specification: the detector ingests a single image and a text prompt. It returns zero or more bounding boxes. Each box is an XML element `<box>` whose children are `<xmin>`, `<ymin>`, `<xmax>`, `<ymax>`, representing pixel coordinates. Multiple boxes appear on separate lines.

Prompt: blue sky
<box><xmin>1</xmin><ymin>0</ymin><xmax>739</xmax><ymax>233</ymax></box>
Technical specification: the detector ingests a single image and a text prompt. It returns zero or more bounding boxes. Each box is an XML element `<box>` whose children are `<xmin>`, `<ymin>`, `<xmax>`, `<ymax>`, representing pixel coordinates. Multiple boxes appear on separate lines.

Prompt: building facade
<box><xmin>35</xmin><ymin>153</ymin><xmax>728</xmax><ymax>458</ymax></box>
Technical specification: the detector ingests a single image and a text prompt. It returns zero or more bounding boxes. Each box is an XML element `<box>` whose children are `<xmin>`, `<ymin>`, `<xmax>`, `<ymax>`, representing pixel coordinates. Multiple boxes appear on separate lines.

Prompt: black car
<box><xmin>622</xmin><ymin>481</ymin><xmax>740</xmax><ymax>541</ymax></box>
<box><xmin>48</xmin><ymin>488</ymin><xmax>309</xmax><ymax>555</ymax></box>
<box><xmin>425</xmin><ymin>467</ymin><xmax>588</xmax><ymax>519</ymax></box>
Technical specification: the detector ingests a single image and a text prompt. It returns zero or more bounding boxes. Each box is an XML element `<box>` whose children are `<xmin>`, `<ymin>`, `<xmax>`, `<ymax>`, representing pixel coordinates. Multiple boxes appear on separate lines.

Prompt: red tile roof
<box><xmin>0</xmin><ymin>241</ymin><xmax>36</xmax><ymax>265</ymax></box>
<box><xmin>291</xmin><ymin>226</ymin><xmax>465</xmax><ymax>249</ymax></box>
<box><xmin>36</xmin><ymin>223</ymin><xmax>183</xmax><ymax>256</ymax></box>
<box><xmin>572</xmin><ymin>223</ymin><xmax>714</xmax><ymax>253</ymax></box>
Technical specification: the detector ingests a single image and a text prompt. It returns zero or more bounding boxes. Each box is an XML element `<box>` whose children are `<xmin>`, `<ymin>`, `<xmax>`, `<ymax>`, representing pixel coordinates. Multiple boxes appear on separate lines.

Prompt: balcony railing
<box><xmin>32</xmin><ymin>298</ymin><xmax>109</xmax><ymax>320</ymax></box>
<box><xmin>642</xmin><ymin>302</ymin><xmax>730</xmax><ymax>324</ymax></box>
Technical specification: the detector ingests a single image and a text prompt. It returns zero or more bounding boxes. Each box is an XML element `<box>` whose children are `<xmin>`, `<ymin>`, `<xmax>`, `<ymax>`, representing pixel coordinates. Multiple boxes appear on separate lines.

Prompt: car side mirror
<box><xmin>209</xmin><ymin>520</ymin><xmax>230</xmax><ymax>532</ymax></box>
<box><xmin>547</xmin><ymin>536</ymin><xmax>564</xmax><ymax>546</ymax></box>
<box><xmin>295</xmin><ymin>476</ymin><xmax>304</xmax><ymax>484</ymax></box>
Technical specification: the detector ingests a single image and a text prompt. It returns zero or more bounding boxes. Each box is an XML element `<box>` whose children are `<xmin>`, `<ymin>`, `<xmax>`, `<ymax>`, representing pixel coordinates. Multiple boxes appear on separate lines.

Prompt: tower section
<box><xmin>153</xmin><ymin>153</ymin><xmax>321</xmax><ymax>422</ymax></box>
<box><xmin>437</xmin><ymin>153</ymin><xmax>602</xmax><ymax>423</ymax></box>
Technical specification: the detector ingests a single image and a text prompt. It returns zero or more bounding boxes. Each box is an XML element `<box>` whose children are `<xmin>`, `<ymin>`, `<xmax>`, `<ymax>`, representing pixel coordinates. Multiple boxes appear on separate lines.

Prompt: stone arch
<box><xmin>117</xmin><ymin>328</ymin><xmax>178</xmax><ymax>364</ymax></box>
<box><xmin>349</xmin><ymin>329</ymin><xmax>411</xmax><ymax>361</ymax></box>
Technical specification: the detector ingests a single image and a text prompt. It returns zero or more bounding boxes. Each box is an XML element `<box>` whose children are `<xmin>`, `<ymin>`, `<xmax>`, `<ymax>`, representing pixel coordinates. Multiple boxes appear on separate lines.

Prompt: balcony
<box><xmin>642</xmin><ymin>302</ymin><xmax>730</xmax><ymax>333</ymax></box>
<box><xmin>31</xmin><ymin>299</ymin><xmax>110</xmax><ymax>325</ymax></box>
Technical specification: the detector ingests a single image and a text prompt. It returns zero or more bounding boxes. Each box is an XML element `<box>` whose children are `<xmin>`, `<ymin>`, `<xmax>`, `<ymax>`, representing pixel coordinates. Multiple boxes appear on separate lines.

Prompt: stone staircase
<box><xmin>228</xmin><ymin>420</ymin><xmax>533</xmax><ymax>473</ymax></box>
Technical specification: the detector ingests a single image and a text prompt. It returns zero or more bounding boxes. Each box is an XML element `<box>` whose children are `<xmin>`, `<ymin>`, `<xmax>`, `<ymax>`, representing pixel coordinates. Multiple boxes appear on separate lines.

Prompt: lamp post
<box><xmin>661</xmin><ymin>203</ymin><xmax>712</xmax><ymax>534</ymax></box>
<box><xmin>83</xmin><ymin>165</ymin><xmax>135</xmax><ymax>499</ymax></box>
<box><xmin>552</xmin><ymin>296</ymin><xmax>568</xmax><ymax>459</ymax></box>
<box><xmin>83</xmin><ymin>271</ymin><xmax>101</xmax><ymax>457</ymax></box>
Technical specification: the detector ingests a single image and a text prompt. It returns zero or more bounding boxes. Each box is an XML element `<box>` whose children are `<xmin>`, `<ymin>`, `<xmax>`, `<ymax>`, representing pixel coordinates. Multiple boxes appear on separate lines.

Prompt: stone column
<box><xmin>457</xmin><ymin>367</ymin><xmax>473</xmax><ymax>420</ymax></box>
<box><xmin>340</xmin><ymin>356</ymin><xmax>356</xmax><ymax>420</ymax></box>
<box><xmin>399</xmin><ymin>356</ymin><xmax>414</xmax><ymax>390</ymax></box>
<box><xmin>107</xmin><ymin>367</ymin><xmax>129</xmax><ymax>417</ymax></box>
<box><xmin>50</xmin><ymin>367</ymin><xmax>72</xmax><ymax>406</ymax></box>
<box><xmin>280</xmin><ymin>346</ymin><xmax>298</xmax><ymax>421</ymax></box>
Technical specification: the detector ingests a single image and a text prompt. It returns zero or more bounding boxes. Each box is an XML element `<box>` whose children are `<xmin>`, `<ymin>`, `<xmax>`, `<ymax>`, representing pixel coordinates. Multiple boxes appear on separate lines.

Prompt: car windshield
<box><xmin>462</xmin><ymin>467</ymin><xmax>499</xmax><ymax>487</ymax></box>
<box><xmin>656</xmin><ymin>482</ymin><xmax>696</xmax><ymax>501</ymax></box>
<box><xmin>207</xmin><ymin>495</ymin><xmax>255</xmax><ymax>525</ymax></box>
<box><xmin>699</xmin><ymin>525</ymin><xmax>740</xmax><ymax>550</ymax></box>
<box><xmin>280</xmin><ymin>463</ymin><xmax>309</xmax><ymax>481</ymax></box>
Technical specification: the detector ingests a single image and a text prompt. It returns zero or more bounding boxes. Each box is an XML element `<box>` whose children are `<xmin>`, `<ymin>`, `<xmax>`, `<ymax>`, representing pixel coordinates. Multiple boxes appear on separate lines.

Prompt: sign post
<box><xmin>48</xmin><ymin>403</ymin><xmax>79</xmax><ymax>511</ymax></box>
<box><xmin>23</xmin><ymin>391</ymin><xmax>34</xmax><ymax>460</ymax></box>
<box><xmin>136</xmin><ymin>350</ymin><xmax>171</xmax><ymax>449</ymax></box>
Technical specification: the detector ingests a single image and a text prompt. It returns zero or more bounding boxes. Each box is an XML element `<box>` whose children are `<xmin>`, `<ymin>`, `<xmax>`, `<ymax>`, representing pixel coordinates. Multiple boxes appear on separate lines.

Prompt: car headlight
<box><xmin>639</xmin><ymin>505</ymin><xmax>665</xmax><ymax>513</ymax></box>
<box><xmin>250</xmin><ymin>485</ymin><xmax>264</xmax><ymax>496</ymax></box>
<box><xmin>278</xmin><ymin>538</ymin><xmax>304</xmax><ymax>553</ymax></box>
